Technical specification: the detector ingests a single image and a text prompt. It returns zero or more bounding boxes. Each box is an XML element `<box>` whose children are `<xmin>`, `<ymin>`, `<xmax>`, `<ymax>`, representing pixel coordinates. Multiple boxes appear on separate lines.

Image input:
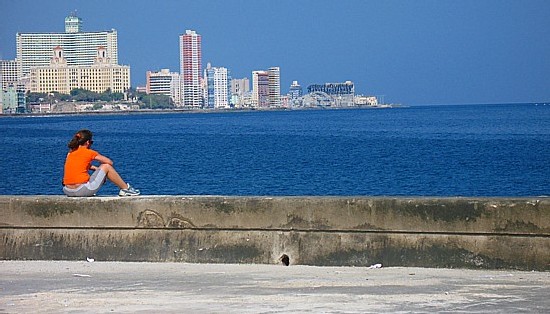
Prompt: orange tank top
<box><xmin>63</xmin><ymin>146</ymin><xmax>99</xmax><ymax>185</ymax></box>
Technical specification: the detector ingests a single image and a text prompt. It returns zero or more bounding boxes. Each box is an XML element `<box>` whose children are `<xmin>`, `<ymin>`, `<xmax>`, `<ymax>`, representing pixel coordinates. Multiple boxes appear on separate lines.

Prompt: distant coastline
<box><xmin>3</xmin><ymin>103</ymin><xmax>547</xmax><ymax>118</ymax></box>
<box><xmin>0</xmin><ymin>104</ymin><xmax>401</xmax><ymax>118</ymax></box>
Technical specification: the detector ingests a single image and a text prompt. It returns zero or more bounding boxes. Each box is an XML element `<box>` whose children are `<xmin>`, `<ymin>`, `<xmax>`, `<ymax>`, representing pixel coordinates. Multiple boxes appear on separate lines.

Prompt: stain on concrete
<box><xmin>283</xmin><ymin>214</ymin><xmax>331</xmax><ymax>230</ymax></box>
<box><xmin>317</xmin><ymin>249</ymin><xmax>372</xmax><ymax>266</ymax></box>
<box><xmin>23</xmin><ymin>201</ymin><xmax>76</xmax><ymax>218</ymax></box>
<box><xmin>201</xmin><ymin>244</ymin><xmax>264</xmax><ymax>263</ymax></box>
<box><xmin>395</xmin><ymin>200</ymin><xmax>484</xmax><ymax>223</ymax></box>
<box><xmin>381</xmin><ymin>245</ymin><xmax>510</xmax><ymax>269</ymax></box>
<box><xmin>203</xmin><ymin>199</ymin><xmax>237</xmax><ymax>213</ymax></box>
<box><xmin>137</xmin><ymin>209</ymin><xmax>164</xmax><ymax>228</ymax></box>
<box><xmin>353</xmin><ymin>222</ymin><xmax>385</xmax><ymax>230</ymax></box>
<box><xmin>170</xmin><ymin>238</ymin><xmax>265</xmax><ymax>264</ymax></box>
<box><xmin>495</xmin><ymin>220</ymin><xmax>542</xmax><ymax>233</ymax></box>
<box><xmin>166</xmin><ymin>214</ymin><xmax>195</xmax><ymax>228</ymax></box>
<box><xmin>315</xmin><ymin>245</ymin><xmax>511</xmax><ymax>269</ymax></box>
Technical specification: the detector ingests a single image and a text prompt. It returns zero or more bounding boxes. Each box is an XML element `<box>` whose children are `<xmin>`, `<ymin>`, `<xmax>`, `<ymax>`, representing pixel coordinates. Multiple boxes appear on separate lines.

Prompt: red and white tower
<box><xmin>179</xmin><ymin>30</ymin><xmax>202</xmax><ymax>108</ymax></box>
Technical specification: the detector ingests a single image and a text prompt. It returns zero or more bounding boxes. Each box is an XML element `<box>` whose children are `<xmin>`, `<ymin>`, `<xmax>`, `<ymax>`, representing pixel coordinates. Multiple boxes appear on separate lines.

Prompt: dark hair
<box><xmin>68</xmin><ymin>129</ymin><xmax>93</xmax><ymax>150</ymax></box>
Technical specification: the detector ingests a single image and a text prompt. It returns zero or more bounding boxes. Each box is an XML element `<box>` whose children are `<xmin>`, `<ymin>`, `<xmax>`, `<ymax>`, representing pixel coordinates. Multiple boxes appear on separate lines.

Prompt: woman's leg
<box><xmin>99</xmin><ymin>164</ymin><xmax>128</xmax><ymax>189</ymax></box>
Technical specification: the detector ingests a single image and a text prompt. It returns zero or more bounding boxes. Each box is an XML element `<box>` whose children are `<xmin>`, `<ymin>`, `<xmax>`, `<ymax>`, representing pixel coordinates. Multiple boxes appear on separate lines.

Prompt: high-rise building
<box><xmin>16</xmin><ymin>13</ymin><xmax>118</xmax><ymax>79</ymax></box>
<box><xmin>0</xmin><ymin>60</ymin><xmax>19</xmax><ymax>89</ymax></box>
<box><xmin>268</xmin><ymin>67</ymin><xmax>281</xmax><ymax>108</ymax></box>
<box><xmin>1</xmin><ymin>60</ymin><xmax>26</xmax><ymax>112</ymax></box>
<box><xmin>146</xmin><ymin>69</ymin><xmax>181</xmax><ymax>105</ymax></box>
<box><xmin>230</xmin><ymin>78</ymin><xmax>250</xmax><ymax>108</ymax></box>
<box><xmin>252</xmin><ymin>67</ymin><xmax>281</xmax><ymax>108</ymax></box>
<box><xmin>204</xmin><ymin>63</ymin><xmax>231</xmax><ymax>109</ymax></box>
<box><xmin>252</xmin><ymin>71</ymin><xmax>269</xmax><ymax>108</ymax></box>
<box><xmin>179</xmin><ymin>30</ymin><xmax>202</xmax><ymax>108</ymax></box>
<box><xmin>231</xmin><ymin>78</ymin><xmax>250</xmax><ymax>96</ymax></box>
<box><xmin>29</xmin><ymin>46</ymin><xmax>129</xmax><ymax>94</ymax></box>
<box><xmin>289</xmin><ymin>80</ymin><xmax>303</xmax><ymax>99</ymax></box>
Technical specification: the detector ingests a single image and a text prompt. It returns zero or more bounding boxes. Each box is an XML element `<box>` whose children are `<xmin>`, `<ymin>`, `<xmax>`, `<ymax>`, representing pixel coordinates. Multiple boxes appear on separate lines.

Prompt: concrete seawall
<box><xmin>1</xmin><ymin>196</ymin><xmax>548</xmax><ymax>270</ymax></box>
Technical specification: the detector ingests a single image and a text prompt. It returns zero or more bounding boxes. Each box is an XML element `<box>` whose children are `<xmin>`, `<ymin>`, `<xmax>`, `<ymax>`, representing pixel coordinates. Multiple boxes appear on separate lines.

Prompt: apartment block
<box><xmin>268</xmin><ymin>67</ymin><xmax>281</xmax><ymax>107</ymax></box>
<box><xmin>0</xmin><ymin>60</ymin><xmax>19</xmax><ymax>89</ymax></box>
<box><xmin>146</xmin><ymin>69</ymin><xmax>181</xmax><ymax>105</ymax></box>
<box><xmin>204</xmin><ymin>63</ymin><xmax>231</xmax><ymax>109</ymax></box>
<box><xmin>252</xmin><ymin>67</ymin><xmax>280</xmax><ymax>108</ymax></box>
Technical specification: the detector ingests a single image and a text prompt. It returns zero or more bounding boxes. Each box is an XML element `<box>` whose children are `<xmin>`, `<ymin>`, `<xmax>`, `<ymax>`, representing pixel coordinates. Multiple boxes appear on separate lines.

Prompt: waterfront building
<box><xmin>354</xmin><ymin>95</ymin><xmax>378</xmax><ymax>106</ymax></box>
<box><xmin>179</xmin><ymin>30</ymin><xmax>202</xmax><ymax>108</ymax></box>
<box><xmin>204</xmin><ymin>63</ymin><xmax>231</xmax><ymax>109</ymax></box>
<box><xmin>16</xmin><ymin>13</ymin><xmax>118</xmax><ymax>80</ymax></box>
<box><xmin>204</xmin><ymin>70</ymin><xmax>213</xmax><ymax>109</ymax></box>
<box><xmin>252</xmin><ymin>70</ymin><xmax>269</xmax><ymax>108</ymax></box>
<box><xmin>1</xmin><ymin>85</ymin><xmax>17</xmax><ymax>113</ymax></box>
<box><xmin>280</xmin><ymin>95</ymin><xmax>290</xmax><ymax>108</ymax></box>
<box><xmin>1</xmin><ymin>84</ymin><xmax>25</xmax><ymax>114</ymax></box>
<box><xmin>135</xmin><ymin>86</ymin><xmax>147</xmax><ymax>94</ymax></box>
<box><xmin>242</xmin><ymin>92</ymin><xmax>254</xmax><ymax>108</ymax></box>
<box><xmin>146</xmin><ymin>69</ymin><xmax>181</xmax><ymax>105</ymax></box>
<box><xmin>306</xmin><ymin>81</ymin><xmax>355</xmax><ymax>107</ymax></box>
<box><xmin>230</xmin><ymin>78</ymin><xmax>250</xmax><ymax>108</ymax></box>
<box><xmin>289</xmin><ymin>80</ymin><xmax>303</xmax><ymax>99</ymax></box>
<box><xmin>29</xmin><ymin>46</ymin><xmax>130</xmax><ymax>94</ymax></box>
<box><xmin>252</xmin><ymin>67</ymin><xmax>281</xmax><ymax>108</ymax></box>
<box><xmin>0</xmin><ymin>60</ymin><xmax>19</xmax><ymax>90</ymax></box>
<box><xmin>0</xmin><ymin>60</ymin><xmax>17</xmax><ymax>112</ymax></box>
<box><xmin>231</xmin><ymin>78</ymin><xmax>250</xmax><ymax>95</ymax></box>
<box><xmin>268</xmin><ymin>67</ymin><xmax>281</xmax><ymax>108</ymax></box>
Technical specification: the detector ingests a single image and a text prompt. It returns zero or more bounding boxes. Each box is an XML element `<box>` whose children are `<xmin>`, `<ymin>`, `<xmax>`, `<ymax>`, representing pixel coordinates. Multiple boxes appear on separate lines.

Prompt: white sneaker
<box><xmin>119</xmin><ymin>183</ymin><xmax>140</xmax><ymax>196</ymax></box>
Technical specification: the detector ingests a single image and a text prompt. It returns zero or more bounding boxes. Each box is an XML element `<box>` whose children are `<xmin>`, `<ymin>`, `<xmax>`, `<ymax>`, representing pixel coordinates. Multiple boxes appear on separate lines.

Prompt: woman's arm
<box><xmin>94</xmin><ymin>153</ymin><xmax>114</xmax><ymax>166</ymax></box>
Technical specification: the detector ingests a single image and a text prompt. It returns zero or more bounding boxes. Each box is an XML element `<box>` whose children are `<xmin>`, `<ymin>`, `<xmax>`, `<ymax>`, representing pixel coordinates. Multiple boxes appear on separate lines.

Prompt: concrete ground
<box><xmin>0</xmin><ymin>261</ymin><xmax>548</xmax><ymax>313</ymax></box>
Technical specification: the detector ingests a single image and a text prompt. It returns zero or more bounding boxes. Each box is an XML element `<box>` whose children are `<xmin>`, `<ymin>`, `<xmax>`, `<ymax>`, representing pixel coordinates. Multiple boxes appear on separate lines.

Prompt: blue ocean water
<box><xmin>0</xmin><ymin>104</ymin><xmax>548</xmax><ymax>196</ymax></box>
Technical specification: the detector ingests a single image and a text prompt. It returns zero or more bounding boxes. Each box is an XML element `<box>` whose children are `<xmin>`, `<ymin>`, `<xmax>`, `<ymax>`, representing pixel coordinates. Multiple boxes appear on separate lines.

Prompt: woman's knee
<box><xmin>99</xmin><ymin>164</ymin><xmax>114</xmax><ymax>172</ymax></box>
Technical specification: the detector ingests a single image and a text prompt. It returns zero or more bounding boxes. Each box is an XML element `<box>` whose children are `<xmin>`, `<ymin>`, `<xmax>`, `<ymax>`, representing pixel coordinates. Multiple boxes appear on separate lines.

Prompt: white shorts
<box><xmin>63</xmin><ymin>169</ymin><xmax>107</xmax><ymax>197</ymax></box>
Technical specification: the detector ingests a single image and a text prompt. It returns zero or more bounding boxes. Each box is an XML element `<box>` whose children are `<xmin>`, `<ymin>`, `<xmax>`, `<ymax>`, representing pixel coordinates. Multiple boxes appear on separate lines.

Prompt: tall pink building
<box><xmin>179</xmin><ymin>30</ymin><xmax>202</xmax><ymax>108</ymax></box>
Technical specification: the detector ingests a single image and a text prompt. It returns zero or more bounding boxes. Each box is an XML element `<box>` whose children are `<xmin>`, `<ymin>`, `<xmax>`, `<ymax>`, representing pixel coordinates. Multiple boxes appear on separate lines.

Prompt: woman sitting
<box><xmin>62</xmin><ymin>129</ymin><xmax>140</xmax><ymax>197</ymax></box>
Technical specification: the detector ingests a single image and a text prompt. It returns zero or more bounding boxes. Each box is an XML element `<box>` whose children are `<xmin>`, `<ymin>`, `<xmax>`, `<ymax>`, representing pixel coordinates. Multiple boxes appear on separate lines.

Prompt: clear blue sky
<box><xmin>1</xmin><ymin>0</ymin><xmax>549</xmax><ymax>105</ymax></box>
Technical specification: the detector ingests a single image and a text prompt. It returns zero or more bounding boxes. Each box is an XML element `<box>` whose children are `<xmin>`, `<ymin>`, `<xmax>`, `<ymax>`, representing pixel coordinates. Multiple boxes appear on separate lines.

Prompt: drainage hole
<box><xmin>280</xmin><ymin>254</ymin><xmax>290</xmax><ymax>266</ymax></box>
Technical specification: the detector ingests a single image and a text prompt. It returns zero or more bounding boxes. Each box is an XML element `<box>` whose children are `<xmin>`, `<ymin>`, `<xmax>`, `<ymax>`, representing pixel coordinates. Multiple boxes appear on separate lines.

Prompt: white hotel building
<box><xmin>16</xmin><ymin>13</ymin><xmax>118</xmax><ymax>79</ymax></box>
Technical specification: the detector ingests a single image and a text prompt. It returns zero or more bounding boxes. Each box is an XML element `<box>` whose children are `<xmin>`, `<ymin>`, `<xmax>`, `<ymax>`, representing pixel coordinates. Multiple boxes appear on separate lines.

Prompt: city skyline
<box><xmin>1</xmin><ymin>0</ymin><xmax>549</xmax><ymax>105</ymax></box>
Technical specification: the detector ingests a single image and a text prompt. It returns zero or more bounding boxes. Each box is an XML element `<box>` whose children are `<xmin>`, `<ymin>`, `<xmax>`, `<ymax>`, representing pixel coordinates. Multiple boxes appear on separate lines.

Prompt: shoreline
<box><xmin>2</xmin><ymin>102</ymin><xmax>545</xmax><ymax>118</ymax></box>
<box><xmin>0</xmin><ymin>104</ymin><xmax>399</xmax><ymax>118</ymax></box>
